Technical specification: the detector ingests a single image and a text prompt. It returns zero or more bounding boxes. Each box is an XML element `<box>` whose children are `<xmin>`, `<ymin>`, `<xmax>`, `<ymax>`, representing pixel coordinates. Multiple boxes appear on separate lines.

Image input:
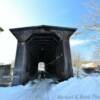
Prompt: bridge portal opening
<box><xmin>27</xmin><ymin>33</ymin><xmax>63</xmax><ymax>79</ymax></box>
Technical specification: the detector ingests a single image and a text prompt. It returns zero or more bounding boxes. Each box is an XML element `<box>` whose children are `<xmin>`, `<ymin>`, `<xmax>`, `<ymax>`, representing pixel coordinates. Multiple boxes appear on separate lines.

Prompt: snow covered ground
<box><xmin>0</xmin><ymin>75</ymin><xmax>100</xmax><ymax>100</ymax></box>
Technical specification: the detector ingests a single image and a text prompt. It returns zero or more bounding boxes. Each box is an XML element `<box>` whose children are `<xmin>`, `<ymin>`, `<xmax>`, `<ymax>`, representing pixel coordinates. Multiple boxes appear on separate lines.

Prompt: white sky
<box><xmin>0</xmin><ymin>0</ymin><xmax>25</xmax><ymax>64</ymax></box>
<box><xmin>70</xmin><ymin>39</ymin><xmax>89</xmax><ymax>46</ymax></box>
<box><xmin>0</xmin><ymin>0</ymin><xmax>88</xmax><ymax>64</ymax></box>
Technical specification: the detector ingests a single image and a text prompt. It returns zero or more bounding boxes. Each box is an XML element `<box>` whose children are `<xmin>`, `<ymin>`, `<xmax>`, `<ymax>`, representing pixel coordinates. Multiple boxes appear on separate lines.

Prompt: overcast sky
<box><xmin>0</xmin><ymin>0</ymin><xmax>93</xmax><ymax>64</ymax></box>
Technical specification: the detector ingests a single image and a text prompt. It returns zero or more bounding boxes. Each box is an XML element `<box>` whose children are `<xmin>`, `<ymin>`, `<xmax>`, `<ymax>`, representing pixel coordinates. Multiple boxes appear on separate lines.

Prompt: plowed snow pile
<box><xmin>0</xmin><ymin>76</ymin><xmax>100</xmax><ymax>100</ymax></box>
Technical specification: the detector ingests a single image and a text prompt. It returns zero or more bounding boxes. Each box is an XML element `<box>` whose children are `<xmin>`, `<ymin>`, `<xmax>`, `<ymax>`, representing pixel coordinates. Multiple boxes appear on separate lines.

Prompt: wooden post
<box><xmin>62</xmin><ymin>39</ymin><xmax>73</xmax><ymax>79</ymax></box>
<box><xmin>12</xmin><ymin>42</ymin><xmax>28</xmax><ymax>85</ymax></box>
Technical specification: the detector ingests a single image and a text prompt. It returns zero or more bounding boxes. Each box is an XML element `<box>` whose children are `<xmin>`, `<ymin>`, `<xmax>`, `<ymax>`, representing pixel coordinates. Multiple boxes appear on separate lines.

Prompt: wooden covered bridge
<box><xmin>10</xmin><ymin>25</ymin><xmax>76</xmax><ymax>85</ymax></box>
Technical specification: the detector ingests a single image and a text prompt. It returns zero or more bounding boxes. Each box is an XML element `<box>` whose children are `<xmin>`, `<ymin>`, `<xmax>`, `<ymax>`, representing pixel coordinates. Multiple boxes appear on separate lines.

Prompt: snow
<box><xmin>0</xmin><ymin>76</ymin><xmax>100</xmax><ymax>100</ymax></box>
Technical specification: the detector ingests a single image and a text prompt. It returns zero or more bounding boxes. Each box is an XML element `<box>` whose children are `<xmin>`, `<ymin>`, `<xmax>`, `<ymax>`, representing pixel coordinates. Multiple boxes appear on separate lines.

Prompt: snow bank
<box><xmin>50</xmin><ymin>76</ymin><xmax>100</xmax><ymax>100</ymax></box>
<box><xmin>0</xmin><ymin>76</ymin><xmax>100</xmax><ymax>100</ymax></box>
<box><xmin>0</xmin><ymin>79</ymin><xmax>54</xmax><ymax>100</ymax></box>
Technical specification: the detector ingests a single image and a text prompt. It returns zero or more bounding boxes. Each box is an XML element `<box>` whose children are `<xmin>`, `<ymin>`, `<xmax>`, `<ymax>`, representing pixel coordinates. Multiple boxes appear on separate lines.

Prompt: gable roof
<box><xmin>10</xmin><ymin>25</ymin><xmax>77</xmax><ymax>42</ymax></box>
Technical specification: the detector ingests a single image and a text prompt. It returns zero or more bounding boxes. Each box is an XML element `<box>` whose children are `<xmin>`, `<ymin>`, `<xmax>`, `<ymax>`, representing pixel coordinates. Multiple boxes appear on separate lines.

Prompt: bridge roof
<box><xmin>10</xmin><ymin>25</ymin><xmax>77</xmax><ymax>42</ymax></box>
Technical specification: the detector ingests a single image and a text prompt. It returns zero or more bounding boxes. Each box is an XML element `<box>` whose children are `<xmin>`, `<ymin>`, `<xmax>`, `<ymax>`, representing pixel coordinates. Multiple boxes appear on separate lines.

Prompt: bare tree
<box><xmin>83</xmin><ymin>0</ymin><xmax>100</xmax><ymax>31</ymax></box>
<box><xmin>83</xmin><ymin>0</ymin><xmax>100</xmax><ymax>60</ymax></box>
<box><xmin>72</xmin><ymin>51</ymin><xmax>82</xmax><ymax>67</ymax></box>
<box><xmin>72</xmin><ymin>50</ymin><xmax>83</xmax><ymax>77</ymax></box>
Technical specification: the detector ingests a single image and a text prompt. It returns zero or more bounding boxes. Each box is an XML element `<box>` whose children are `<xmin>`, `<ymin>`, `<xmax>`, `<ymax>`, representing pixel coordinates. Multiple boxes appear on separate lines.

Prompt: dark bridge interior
<box><xmin>26</xmin><ymin>33</ymin><xmax>64</xmax><ymax>79</ymax></box>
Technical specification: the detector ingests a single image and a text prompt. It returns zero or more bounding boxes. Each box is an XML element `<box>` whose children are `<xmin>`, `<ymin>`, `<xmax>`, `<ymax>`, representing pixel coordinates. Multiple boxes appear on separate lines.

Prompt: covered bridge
<box><xmin>10</xmin><ymin>25</ymin><xmax>76</xmax><ymax>85</ymax></box>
